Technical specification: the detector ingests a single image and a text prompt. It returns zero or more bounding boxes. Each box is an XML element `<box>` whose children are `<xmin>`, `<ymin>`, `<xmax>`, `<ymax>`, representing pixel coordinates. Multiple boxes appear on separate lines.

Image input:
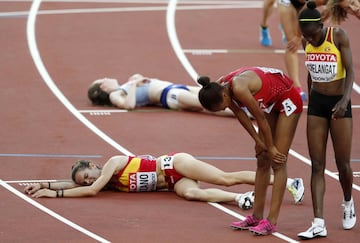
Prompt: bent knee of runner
<box><xmin>257</xmin><ymin>152</ymin><xmax>271</xmax><ymax>170</ymax></box>
<box><xmin>214</xmin><ymin>174</ymin><xmax>235</xmax><ymax>187</ymax></box>
<box><xmin>271</xmin><ymin>160</ymin><xmax>287</xmax><ymax>171</ymax></box>
<box><xmin>182</xmin><ymin>188</ymin><xmax>204</xmax><ymax>201</ymax></box>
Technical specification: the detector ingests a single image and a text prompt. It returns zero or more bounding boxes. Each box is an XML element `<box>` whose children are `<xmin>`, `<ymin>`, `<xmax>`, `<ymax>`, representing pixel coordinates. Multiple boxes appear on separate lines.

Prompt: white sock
<box><xmin>344</xmin><ymin>197</ymin><xmax>353</xmax><ymax>207</ymax></box>
<box><xmin>286</xmin><ymin>178</ymin><xmax>294</xmax><ymax>188</ymax></box>
<box><xmin>314</xmin><ymin>218</ymin><xmax>325</xmax><ymax>227</ymax></box>
<box><xmin>235</xmin><ymin>194</ymin><xmax>242</xmax><ymax>202</ymax></box>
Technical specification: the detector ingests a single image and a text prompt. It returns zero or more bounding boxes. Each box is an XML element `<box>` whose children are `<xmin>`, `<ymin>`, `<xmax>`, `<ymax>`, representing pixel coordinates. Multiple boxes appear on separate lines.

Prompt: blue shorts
<box><xmin>160</xmin><ymin>84</ymin><xmax>190</xmax><ymax>109</ymax></box>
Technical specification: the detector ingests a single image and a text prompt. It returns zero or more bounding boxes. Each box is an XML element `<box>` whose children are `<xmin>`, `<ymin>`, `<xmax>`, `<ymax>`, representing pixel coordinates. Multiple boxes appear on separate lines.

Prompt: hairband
<box><xmin>299</xmin><ymin>17</ymin><xmax>321</xmax><ymax>22</ymax></box>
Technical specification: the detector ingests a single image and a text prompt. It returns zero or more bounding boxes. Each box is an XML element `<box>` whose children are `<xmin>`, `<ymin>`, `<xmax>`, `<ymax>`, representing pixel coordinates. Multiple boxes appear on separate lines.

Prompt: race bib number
<box><xmin>282</xmin><ymin>98</ymin><xmax>297</xmax><ymax>116</ymax></box>
<box><xmin>305</xmin><ymin>53</ymin><xmax>338</xmax><ymax>82</ymax></box>
<box><xmin>161</xmin><ymin>156</ymin><xmax>174</xmax><ymax>170</ymax></box>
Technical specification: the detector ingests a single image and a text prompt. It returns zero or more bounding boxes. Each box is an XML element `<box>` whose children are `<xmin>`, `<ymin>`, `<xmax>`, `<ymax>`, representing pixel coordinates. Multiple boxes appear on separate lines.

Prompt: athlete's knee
<box><xmin>257</xmin><ymin>153</ymin><xmax>271</xmax><ymax>171</ymax></box>
<box><xmin>337</xmin><ymin>161</ymin><xmax>352</xmax><ymax>176</ymax></box>
<box><xmin>311</xmin><ymin>159</ymin><xmax>325</xmax><ymax>175</ymax></box>
<box><xmin>271</xmin><ymin>161</ymin><xmax>286</xmax><ymax>171</ymax></box>
<box><xmin>182</xmin><ymin>188</ymin><xmax>203</xmax><ymax>201</ymax></box>
<box><xmin>216</xmin><ymin>175</ymin><xmax>234</xmax><ymax>187</ymax></box>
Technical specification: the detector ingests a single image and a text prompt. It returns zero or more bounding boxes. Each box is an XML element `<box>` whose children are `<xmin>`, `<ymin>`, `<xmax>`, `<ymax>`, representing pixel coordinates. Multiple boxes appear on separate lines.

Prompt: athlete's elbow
<box><xmin>86</xmin><ymin>188</ymin><xmax>99</xmax><ymax>197</ymax></box>
<box><xmin>122</xmin><ymin>104</ymin><xmax>136</xmax><ymax>110</ymax></box>
<box><xmin>113</xmin><ymin>100</ymin><xmax>135</xmax><ymax>110</ymax></box>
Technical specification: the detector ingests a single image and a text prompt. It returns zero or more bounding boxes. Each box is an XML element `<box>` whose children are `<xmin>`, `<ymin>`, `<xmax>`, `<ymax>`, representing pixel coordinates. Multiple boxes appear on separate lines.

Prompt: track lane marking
<box><xmin>0</xmin><ymin>180</ymin><xmax>111</xmax><ymax>243</ymax></box>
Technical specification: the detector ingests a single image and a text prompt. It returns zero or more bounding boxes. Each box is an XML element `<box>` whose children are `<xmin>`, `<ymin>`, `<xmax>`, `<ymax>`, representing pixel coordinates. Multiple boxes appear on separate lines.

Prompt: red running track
<box><xmin>0</xmin><ymin>1</ymin><xmax>359</xmax><ymax>242</ymax></box>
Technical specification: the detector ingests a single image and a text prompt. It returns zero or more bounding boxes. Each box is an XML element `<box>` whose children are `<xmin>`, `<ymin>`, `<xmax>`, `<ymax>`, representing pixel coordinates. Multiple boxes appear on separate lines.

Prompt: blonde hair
<box><xmin>322</xmin><ymin>0</ymin><xmax>348</xmax><ymax>24</ymax></box>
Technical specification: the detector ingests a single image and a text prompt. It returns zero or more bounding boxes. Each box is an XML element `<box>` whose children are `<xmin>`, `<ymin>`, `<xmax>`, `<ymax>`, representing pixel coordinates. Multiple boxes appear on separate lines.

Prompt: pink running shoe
<box><xmin>249</xmin><ymin>219</ymin><xmax>277</xmax><ymax>236</ymax></box>
<box><xmin>230</xmin><ymin>215</ymin><xmax>261</xmax><ymax>230</ymax></box>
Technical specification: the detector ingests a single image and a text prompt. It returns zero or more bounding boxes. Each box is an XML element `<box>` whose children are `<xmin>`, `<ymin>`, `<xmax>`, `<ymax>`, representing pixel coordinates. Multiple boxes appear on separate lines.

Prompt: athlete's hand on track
<box><xmin>24</xmin><ymin>183</ymin><xmax>41</xmax><ymax>194</ymax></box>
<box><xmin>31</xmin><ymin>189</ymin><xmax>56</xmax><ymax>198</ymax></box>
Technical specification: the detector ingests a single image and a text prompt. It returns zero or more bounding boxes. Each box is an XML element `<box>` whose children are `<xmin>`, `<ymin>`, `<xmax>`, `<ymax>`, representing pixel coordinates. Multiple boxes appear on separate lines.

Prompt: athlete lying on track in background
<box><xmin>24</xmin><ymin>153</ymin><xmax>304</xmax><ymax>209</ymax></box>
<box><xmin>87</xmin><ymin>74</ymin><xmax>237</xmax><ymax>116</ymax></box>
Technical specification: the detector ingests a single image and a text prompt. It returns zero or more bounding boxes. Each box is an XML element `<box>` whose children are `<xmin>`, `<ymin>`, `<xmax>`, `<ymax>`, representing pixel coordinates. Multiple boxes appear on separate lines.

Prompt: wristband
<box><xmin>56</xmin><ymin>189</ymin><xmax>64</xmax><ymax>198</ymax></box>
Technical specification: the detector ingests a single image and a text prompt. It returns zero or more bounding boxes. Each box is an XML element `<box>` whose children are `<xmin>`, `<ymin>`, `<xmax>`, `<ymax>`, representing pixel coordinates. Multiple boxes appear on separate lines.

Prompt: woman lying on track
<box><xmin>23</xmin><ymin>153</ymin><xmax>304</xmax><ymax>209</ymax></box>
<box><xmin>88</xmin><ymin>74</ymin><xmax>201</xmax><ymax>111</ymax></box>
<box><xmin>87</xmin><ymin>74</ymin><xmax>234</xmax><ymax>116</ymax></box>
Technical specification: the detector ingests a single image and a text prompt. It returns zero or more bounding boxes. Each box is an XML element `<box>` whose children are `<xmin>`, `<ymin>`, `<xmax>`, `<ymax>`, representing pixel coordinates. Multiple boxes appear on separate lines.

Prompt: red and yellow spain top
<box><xmin>106</xmin><ymin>156</ymin><xmax>157</xmax><ymax>192</ymax></box>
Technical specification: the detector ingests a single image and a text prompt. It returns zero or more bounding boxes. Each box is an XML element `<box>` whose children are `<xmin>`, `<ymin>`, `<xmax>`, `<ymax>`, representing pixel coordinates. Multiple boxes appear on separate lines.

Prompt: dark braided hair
<box><xmin>197</xmin><ymin>76</ymin><xmax>225</xmax><ymax>111</ymax></box>
<box><xmin>298</xmin><ymin>1</ymin><xmax>322</xmax><ymax>24</ymax></box>
<box><xmin>87</xmin><ymin>83</ymin><xmax>112</xmax><ymax>106</ymax></box>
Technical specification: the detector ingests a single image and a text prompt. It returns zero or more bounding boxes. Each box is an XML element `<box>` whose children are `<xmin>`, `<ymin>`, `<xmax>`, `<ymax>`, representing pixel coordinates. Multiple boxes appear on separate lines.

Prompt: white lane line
<box><xmin>0</xmin><ymin>0</ymin><xmax>262</xmax><ymax>5</ymax></box>
<box><xmin>0</xmin><ymin>2</ymin><xmax>262</xmax><ymax>17</ymax></box>
<box><xmin>5</xmin><ymin>179</ymin><xmax>67</xmax><ymax>184</ymax></box>
<box><xmin>0</xmin><ymin>180</ymin><xmax>111</xmax><ymax>243</ymax></box>
<box><xmin>183</xmin><ymin>48</ymin><xmax>306</xmax><ymax>54</ymax></box>
<box><xmin>353</xmin><ymin>82</ymin><xmax>360</xmax><ymax>94</ymax></box>
<box><xmin>0</xmin><ymin>153</ymin><xmax>101</xmax><ymax>158</ymax></box>
<box><xmin>166</xmin><ymin>0</ymin><xmax>198</xmax><ymax>81</ymax></box>
<box><xmin>79</xmin><ymin>109</ymin><xmax>128</xmax><ymax>113</ymax></box>
<box><xmin>26</xmin><ymin>0</ymin><xmax>134</xmax><ymax>156</ymax></box>
<box><xmin>13</xmin><ymin>0</ymin><xmax>133</xmax><ymax>240</ymax></box>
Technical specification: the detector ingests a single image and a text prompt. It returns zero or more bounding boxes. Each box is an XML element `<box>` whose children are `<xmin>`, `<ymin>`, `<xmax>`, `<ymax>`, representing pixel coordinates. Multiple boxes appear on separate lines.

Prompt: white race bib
<box><xmin>161</xmin><ymin>156</ymin><xmax>174</xmax><ymax>170</ymax></box>
<box><xmin>282</xmin><ymin>98</ymin><xmax>297</xmax><ymax>116</ymax></box>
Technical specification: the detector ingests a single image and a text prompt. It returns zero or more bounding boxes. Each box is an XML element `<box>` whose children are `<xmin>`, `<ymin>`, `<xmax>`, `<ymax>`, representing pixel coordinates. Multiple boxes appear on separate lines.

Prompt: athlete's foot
<box><xmin>260</xmin><ymin>26</ymin><xmax>272</xmax><ymax>47</ymax></box>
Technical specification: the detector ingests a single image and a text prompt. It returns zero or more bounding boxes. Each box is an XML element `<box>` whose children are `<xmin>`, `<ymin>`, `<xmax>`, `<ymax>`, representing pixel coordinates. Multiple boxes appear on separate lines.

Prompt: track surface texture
<box><xmin>0</xmin><ymin>1</ymin><xmax>359</xmax><ymax>242</ymax></box>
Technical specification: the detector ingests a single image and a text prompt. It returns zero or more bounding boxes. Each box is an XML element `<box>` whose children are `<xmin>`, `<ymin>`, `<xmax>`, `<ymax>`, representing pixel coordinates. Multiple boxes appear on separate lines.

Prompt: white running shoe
<box><xmin>287</xmin><ymin>178</ymin><xmax>304</xmax><ymax>204</ymax></box>
<box><xmin>236</xmin><ymin>191</ymin><xmax>255</xmax><ymax>210</ymax></box>
<box><xmin>297</xmin><ymin>222</ymin><xmax>327</xmax><ymax>240</ymax></box>
<box><xmin>343</xmin><ymin>198</ymin><xmax>356</xmax><ymax>230</ymax></box>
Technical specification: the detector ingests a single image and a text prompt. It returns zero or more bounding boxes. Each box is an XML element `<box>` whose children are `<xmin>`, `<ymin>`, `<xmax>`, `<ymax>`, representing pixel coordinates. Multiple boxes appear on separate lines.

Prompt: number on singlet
<box><xmin>282</xmin><ymin>98</ymin><xmax>297</xmax><ymax>116</ymax></box>
<box><xmin>161</xmin><ymin>156</ymin><xmax>174</xmax><ymax>170</ymax></box>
